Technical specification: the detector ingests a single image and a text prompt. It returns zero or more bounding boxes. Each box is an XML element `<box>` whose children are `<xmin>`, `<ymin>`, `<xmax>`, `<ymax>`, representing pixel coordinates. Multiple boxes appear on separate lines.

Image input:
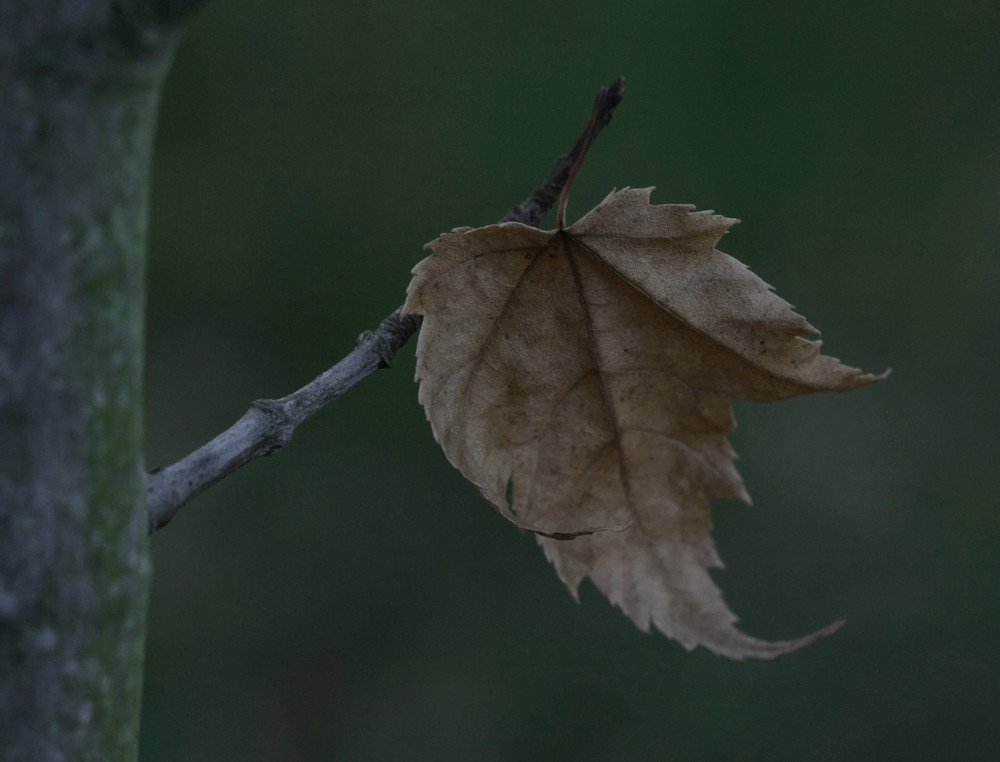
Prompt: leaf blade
<box><xmin>404</xmin><ymin>188</ymin><xmax>882</xmax><ymax>659</ymax></box>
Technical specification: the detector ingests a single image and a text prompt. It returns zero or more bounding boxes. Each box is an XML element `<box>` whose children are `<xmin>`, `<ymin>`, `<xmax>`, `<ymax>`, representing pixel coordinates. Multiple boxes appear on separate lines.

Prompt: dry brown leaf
<box><xmin>403</xmin><ymin>187</ymin><xmax>883</xmax><ymax>660</ymax></box>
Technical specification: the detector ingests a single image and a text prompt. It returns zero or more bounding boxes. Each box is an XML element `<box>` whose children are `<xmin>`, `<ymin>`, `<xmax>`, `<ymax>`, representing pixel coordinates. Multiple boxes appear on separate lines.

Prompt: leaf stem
<box><xmin>556</xmin><ymin>77</ymin><xmax>625</xmax><ymax>229</ymax></box>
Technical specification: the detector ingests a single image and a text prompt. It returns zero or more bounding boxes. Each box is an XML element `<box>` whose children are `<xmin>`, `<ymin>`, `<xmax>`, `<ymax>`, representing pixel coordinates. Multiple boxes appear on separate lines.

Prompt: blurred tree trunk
<box><xmin>0</xmin><ymin>3</ymin><xmax>190</xmax><ymax>759</ymax></box>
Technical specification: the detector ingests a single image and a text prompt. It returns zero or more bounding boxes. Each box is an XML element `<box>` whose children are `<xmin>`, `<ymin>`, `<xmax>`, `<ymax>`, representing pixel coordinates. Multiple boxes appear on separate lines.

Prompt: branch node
<box><xmin>249</xmin><ymin>398</ymin><xmax>295</xmax><ymax>453</ymax></box>
<box><xmin>356</xmin><ymin>330</ymin><xmax>394</xmax><ymax>368</ymax></box>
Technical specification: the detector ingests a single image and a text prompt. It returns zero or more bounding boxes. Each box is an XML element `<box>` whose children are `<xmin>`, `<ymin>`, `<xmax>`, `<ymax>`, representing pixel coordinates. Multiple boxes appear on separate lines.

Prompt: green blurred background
<box><xmin>141</xmin><ymin>1</ymin><xmax>999</xmax><ymax>759</ymax></box>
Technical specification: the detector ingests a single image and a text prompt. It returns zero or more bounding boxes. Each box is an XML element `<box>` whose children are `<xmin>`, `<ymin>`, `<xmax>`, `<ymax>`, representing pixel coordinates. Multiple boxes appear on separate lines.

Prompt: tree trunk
<box><xmin>0</xmin><ymin>4</ymin><xmax>181</xmax><ymax>759</ymax></box>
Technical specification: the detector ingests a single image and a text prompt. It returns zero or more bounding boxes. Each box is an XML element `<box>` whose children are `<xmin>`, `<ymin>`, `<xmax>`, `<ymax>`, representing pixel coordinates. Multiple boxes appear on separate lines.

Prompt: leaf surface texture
<box><xmin>404</xmin><ymin>187</ymin><xmax>881</xmax><ymax>659</ymax></box>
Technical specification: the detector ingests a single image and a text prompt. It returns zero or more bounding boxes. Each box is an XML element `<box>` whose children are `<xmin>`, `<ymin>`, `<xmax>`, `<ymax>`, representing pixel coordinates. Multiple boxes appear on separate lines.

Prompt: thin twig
<box><xmin>146</xmin><ymin>78</ymin><xmax>626</xmax><ymax>533</ymax></box>
<box><xmin>508</xmin><ymin>77</ymin><xmax>624</xmax><ymax>227</ymax></box>
<box><xmin>556</xmin><ymin>78</ymin><xmax>624</xmax><ymax>229</ymax></box>
<box><xmin>146</xmin><ymin>310</ymin><xmax>420</xmax><ymax>532</ymax></box>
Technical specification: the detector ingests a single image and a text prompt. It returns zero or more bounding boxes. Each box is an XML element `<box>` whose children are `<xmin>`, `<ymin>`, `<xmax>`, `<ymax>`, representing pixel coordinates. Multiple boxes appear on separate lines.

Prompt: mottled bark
<box><xmin>0</xmin><ymin>3</ymin><xmax>184</xmax><ymax>759</ymax></box>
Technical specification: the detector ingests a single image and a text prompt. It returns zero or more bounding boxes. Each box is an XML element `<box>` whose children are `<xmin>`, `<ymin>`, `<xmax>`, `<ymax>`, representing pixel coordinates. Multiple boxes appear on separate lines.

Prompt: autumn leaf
<box><xmin>403</xmin><ymin>186</ymin><xmax>883</xmax><ymax>660</ymax></box>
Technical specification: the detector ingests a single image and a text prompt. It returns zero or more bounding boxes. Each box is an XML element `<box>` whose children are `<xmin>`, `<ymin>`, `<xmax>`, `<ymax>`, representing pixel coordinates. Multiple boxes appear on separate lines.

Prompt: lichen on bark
<box><xmin>0</xmin><ymin>4</ymin><xmax>180</xmax><ymax>759</ymax></box>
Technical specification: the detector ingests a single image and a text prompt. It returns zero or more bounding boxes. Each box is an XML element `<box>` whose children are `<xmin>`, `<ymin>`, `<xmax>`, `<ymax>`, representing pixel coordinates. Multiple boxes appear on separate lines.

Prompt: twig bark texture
<box><xmin>146</xmin><ymin>78</ymin><xmax>625</xmax><ymax>532</ymax></box>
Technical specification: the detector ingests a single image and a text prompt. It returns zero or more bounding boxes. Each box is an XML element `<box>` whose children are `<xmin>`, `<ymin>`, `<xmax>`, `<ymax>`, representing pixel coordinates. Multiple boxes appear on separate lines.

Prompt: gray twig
<box><xmin>146</xmin><ymin>78</ymin><xmax>625</xmax><ymax>533</ymax></box>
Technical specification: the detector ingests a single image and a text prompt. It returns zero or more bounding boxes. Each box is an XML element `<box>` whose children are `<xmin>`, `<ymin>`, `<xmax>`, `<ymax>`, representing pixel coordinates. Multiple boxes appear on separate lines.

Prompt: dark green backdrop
<box><xmin>141</xmin><ymin>1</ymin><xmax>999</xmax><ymax>759</ymax></box>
